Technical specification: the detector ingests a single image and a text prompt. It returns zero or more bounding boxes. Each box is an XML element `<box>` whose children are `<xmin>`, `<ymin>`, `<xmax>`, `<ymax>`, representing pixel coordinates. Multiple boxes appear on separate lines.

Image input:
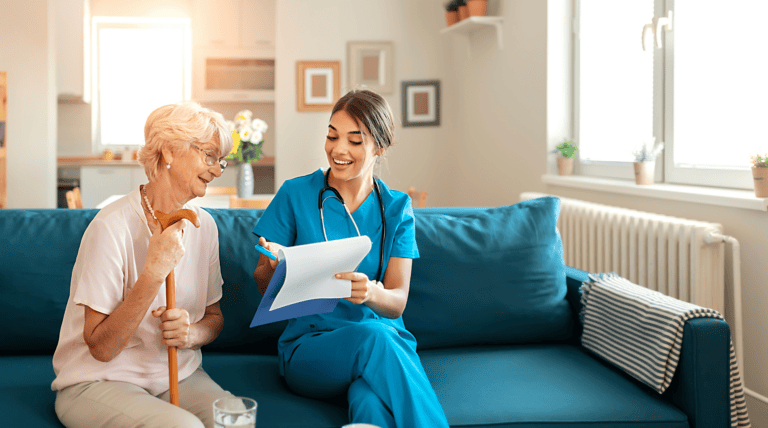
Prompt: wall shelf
<box><xmin>440</xmin><ymin>16</ymin><xmax>504</xmax><ymax>50</ymax></box>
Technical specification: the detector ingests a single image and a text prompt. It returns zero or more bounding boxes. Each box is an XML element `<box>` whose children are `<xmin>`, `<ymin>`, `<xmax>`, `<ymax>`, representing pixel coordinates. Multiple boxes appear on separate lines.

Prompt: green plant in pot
<box><xmin>553</xmin><ymin>140</ymin><xmax>578</xmax><ymax>176</ymax></box>
<box><xmin>750</xmin><ymin>153</ymin><xmax>768</xmax><ymax>197</ymax></box>
<box><xmin>631</xmin><ymin>138</ymin><xmax>663</xmax><ymax>185</ymax></box>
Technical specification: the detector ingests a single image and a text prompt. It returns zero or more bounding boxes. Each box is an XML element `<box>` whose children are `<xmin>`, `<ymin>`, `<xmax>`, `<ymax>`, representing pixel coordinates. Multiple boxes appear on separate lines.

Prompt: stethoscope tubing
<box><xmin>319</xmin><ymin>169</ymin><xmax>386</xmax><ymax>282</ymax></box>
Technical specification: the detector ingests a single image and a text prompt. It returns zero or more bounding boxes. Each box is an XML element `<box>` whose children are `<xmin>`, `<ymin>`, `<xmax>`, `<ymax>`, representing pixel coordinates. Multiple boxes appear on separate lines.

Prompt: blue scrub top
<box><xmin>252</xmin><ymin>169</ymin><xmax>419</xmax><ymax>372</ymax></box>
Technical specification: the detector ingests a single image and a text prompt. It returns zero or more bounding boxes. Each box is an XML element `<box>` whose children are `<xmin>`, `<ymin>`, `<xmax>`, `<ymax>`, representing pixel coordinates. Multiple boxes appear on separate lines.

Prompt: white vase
<box><xmin>236</xmin><ymin>163</ymin><xmax>254</xmax><ymax>198</ymax></box>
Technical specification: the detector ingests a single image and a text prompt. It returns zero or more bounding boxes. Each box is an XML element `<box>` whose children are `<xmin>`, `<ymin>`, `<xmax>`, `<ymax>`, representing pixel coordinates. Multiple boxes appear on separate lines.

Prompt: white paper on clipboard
<box><xmin>269</xmin><ymin>235</ymin><xmax>372</xmax><ymax>311</ymax></box>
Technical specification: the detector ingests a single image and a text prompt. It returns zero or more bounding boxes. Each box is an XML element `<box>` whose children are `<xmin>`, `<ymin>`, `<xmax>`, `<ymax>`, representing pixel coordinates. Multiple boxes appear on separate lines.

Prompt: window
<box><xmin>575</xmin><ymin>0</ymin><xmax>768</xmax><ymax>189</ymax></box>
<box><xmin>92</xmin><ymin>17</ymin><xmax>191</xmax><ymax>151</ymax></box>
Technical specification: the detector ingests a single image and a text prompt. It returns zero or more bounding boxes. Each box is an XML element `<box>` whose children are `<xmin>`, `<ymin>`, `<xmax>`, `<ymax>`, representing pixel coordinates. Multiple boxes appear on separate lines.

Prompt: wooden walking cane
<box><xmin>155</xmin><ymin>209</ymin><xmax>200</xmax><ymax>406</ymax></box>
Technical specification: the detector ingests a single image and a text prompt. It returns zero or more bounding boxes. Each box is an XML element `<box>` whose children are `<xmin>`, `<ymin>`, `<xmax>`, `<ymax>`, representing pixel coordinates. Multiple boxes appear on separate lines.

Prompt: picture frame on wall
<box><xmin>296</xmin><ymin>61</ymin><xmax>341</xmax><ymax>112</ymax></box>
<box><xmin>401</xmin><ymin>80</ymin><xmax>440</xmax><ymax>127</ymax></box>
<box><xmin>347</xmin><ymin>41</ymin><xmax>394</xmax><ymax>94</ymax></box>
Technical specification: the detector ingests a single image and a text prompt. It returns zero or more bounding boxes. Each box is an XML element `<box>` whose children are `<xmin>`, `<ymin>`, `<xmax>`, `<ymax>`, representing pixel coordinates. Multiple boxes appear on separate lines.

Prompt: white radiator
<box><xmin>520</xmin><ymin>192</ymin><xmax>726</xmax><ymax>314</ymax></box>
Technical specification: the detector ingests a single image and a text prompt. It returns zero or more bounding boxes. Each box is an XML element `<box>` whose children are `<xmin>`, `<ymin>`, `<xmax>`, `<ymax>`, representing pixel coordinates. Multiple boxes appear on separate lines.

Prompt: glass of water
<box><xmin>213</xmin><ymin>396</ymin><xmax>257</xmax><ymax>428</ymax></box>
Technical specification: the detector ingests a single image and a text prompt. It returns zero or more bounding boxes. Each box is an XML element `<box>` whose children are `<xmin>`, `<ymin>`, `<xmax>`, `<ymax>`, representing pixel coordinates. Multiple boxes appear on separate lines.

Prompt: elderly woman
<box><xmin>51</xmin><ymin>101</ymin><xmax>234</xmax><ymax>428</ymax></box>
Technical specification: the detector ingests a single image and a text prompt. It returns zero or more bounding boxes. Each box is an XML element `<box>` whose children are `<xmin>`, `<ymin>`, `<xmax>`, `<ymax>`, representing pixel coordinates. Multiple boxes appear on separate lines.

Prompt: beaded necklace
<box><xmin>140</xmin><ymin>184</ymin><xmax>158</xmax><ymax>223</ymax></box>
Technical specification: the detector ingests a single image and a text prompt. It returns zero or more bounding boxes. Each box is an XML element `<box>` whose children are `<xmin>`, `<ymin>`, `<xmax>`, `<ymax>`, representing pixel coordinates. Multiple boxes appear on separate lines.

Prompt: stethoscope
<box><xmin>318</xmin><ymin>168</ymin><xmax>386</xmax><ymax>282</ymax></box>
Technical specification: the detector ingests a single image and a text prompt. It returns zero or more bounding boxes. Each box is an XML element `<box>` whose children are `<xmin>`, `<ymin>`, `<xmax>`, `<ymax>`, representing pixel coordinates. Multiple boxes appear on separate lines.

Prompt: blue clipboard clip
<box><xmin>255</xmin><ymin>244</ymin><xmax>277</xmax><ymax>260</ymax></box>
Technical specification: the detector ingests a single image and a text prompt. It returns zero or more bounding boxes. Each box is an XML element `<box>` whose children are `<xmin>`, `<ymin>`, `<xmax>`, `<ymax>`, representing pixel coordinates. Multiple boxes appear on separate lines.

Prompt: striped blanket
<box><xmin>580</xmin><ymin>273</ymin><xmax>750</xmax><ymax>428</ymax></box>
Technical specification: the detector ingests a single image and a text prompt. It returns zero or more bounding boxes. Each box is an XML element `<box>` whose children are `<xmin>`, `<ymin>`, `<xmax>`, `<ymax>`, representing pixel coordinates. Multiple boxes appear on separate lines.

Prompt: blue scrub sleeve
<box><xmin>252</xmin><ymin>180</ymin><xmax>297</xmax><ymax>247</ymax></box>
<box><xmin>391</xmin><ymin>200</ymin><xmax>419</xmax><ymax>259</ymax></box>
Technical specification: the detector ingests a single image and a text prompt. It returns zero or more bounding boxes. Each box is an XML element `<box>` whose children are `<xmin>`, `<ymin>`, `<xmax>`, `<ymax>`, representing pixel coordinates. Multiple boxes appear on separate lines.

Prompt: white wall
<box><xmin>445</xmin><ymin>0</ymin><xmax>548</xmax><ymax>207</ymax></box>
<box><xmin>274</xmin><ymin>0</ymin><xmax>453</xmax><ymax>201</ymax></box>
<box><xmin>0</xmin><ymin>0</ymin><xmax>58</xmax><ymax>208</ymax></box>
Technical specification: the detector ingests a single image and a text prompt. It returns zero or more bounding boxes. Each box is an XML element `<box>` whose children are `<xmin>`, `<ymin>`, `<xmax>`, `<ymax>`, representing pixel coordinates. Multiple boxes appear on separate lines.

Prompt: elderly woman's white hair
<box><xmin>138</xmin><ymin>101</ymin><xmax>233</xmax><ymax>182</ymax></box>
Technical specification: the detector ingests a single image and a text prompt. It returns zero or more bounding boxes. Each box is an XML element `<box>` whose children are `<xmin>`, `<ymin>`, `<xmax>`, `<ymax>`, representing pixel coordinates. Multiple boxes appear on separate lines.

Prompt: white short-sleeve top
<box><xmin>51</xmin><ymin>187</ymin><xmax>224</xmax><ymax>395</ymax></box>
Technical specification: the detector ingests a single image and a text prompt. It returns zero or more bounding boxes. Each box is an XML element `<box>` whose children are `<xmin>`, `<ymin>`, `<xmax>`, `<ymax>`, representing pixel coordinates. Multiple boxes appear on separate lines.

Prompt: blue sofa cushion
<box><xmin>404</xmin><ymin>198</ymin><xmax>572</xmax><ymax>350</ymax></box>
<box><xmin>0</xmin><ymin>209</ymin><xmax>98</xmax><ymax>354</ymax></box>
<box><xmin>420</xmin><ymin>345</ymin><xmax>689</xmax><ymax>428</ymax></box>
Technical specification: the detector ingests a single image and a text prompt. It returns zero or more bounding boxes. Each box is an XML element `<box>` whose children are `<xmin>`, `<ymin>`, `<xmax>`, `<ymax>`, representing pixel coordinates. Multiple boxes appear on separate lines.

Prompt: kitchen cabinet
<box><xmin>193</xmin><ymin>0</ymin><xmax>275</xmax><ymax>50</ymax></box>
<box><xmin>56</xmin><ymin>0</ymin><xmax>90</xmax><ymax>103</ymax></box>
<box><xmin>80</xmin><ymin>166</ymin><xmax>146</xmax><ymax>209</ymax></box>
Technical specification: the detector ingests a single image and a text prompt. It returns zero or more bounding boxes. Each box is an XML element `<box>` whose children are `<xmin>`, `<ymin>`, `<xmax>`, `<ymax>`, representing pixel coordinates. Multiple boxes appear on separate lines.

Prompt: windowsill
<box><xmin>542</xmin><ymin>174</ymin><xmax>768</xmax><ymax>212</ymax></box>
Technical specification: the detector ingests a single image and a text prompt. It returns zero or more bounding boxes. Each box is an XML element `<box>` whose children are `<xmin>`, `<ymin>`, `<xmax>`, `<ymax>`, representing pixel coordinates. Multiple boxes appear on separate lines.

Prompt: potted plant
<box><xmin>553</xmin><ymin>140</ymin><xmax>578</xmax><ymax>176</ymax></box>
<box><xmin>227</xmin><ymin>110</ymin><xmax>267</xmax><ymax>198</ymax></box>
<box><xmin>631</xmin><ymin>138</ymin><xmax>664</xmax><ymax>185</ymax></box>
<box><xmin>445</xmin><ymin>0</ymin><xmax>459</xmax><ymax>26</ymax></box>
<box><xmin>467</xmin><ymin>0</ymin><xmax>488</xmax><ymax>16</ymax></box>
<box><xmin>457</xmin><ymin>0</ymin><xmax>469</xmax><ymax>21</ymax></box>
<box><xmin>750</xmin><ymin>153</ymin><xmax>768</xmax><ymax>197</ymax></box>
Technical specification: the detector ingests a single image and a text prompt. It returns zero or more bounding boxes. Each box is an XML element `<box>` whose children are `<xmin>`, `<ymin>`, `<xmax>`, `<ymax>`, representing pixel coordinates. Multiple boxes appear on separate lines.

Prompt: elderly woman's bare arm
<box><xmin>82</xmin><ymin>221</ymin><xmax>186</xmax><ymax>362</ymax></box>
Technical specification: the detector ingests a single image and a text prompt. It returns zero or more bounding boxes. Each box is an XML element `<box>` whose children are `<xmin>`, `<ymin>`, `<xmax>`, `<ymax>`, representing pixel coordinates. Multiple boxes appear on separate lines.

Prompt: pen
<box><xmin>255</xmin><ymin>244</ymin><xmax>277</xmax><ymax>260</ymax></box>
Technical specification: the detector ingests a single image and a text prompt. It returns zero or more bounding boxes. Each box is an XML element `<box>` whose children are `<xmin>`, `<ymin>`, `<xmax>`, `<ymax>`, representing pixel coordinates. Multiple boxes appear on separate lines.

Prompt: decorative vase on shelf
<box><xmin>467</xmin><ymin>0</ymin><xmax>487</xmax><ymax>16</ymax></box>
<box><xmin>752</xmin><ymin>167</ymin><xmax>768</xmax><ymax>197</ymax></box>
<box><xmin>633</xmin><ymin>161</ymin><xmax>655</xmax><ymax>185</ymax></box>
<box><xmin>557</xmin><ymin>157</ymin><xmax>574</xmax><ymax>176</ymax></box>
<box><xmin>237</xmin><ymin>163</ymin><xmax>254</xmax><ymax>198</ymax></box>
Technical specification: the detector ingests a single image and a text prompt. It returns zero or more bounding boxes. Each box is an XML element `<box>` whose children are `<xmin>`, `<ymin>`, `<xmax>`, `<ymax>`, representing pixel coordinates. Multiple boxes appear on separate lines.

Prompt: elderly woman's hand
<box><xmin>143</xmin><ymin>220</ymin><xmax>187</xmax><ymax>283</ymax></box>
<box><xmin>152</xmin><ymin>306</ymin><xmax>195</xmax><ymax>349</ymax></box>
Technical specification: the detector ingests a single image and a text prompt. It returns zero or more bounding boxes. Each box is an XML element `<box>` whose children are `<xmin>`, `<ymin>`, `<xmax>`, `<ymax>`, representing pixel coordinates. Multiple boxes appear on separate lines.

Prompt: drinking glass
<box><xmin>213</xmin><ymin>396</ymin><xmax>257</xmax><ymax>428</ymax></box>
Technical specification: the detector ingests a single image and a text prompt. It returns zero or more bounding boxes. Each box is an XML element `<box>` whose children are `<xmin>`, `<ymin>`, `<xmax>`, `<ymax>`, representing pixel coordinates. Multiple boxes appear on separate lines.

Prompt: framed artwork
<box><xmin>296</xmin><ymin>61</ymin><xmax>341</xmax><ymax>112</ymax></box>
<box><xmin>347</xmin><ymin>41</ymin><xmax>394</xmax><ymax>94</ymax></box>
<box><xmin>401</xmin><ymin>80</ymin><xmax>440</xmax><ymax>127</ymax></box>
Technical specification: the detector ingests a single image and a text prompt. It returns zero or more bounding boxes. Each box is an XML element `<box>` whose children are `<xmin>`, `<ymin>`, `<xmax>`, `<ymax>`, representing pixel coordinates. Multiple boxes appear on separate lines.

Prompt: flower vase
<box><xmin>236</xmin><ymin>163</ymin><xmax>254</xmax><ymax>198</ymax></box>
<box><xmin>633</xmin><ymin>161</ymin><xmax>655</xmax><ymax>185</ymax></box>
<box><xmin>752</xmin><ymin>167</ymin><xmax>768</xmax><ymax>197</ymax></box>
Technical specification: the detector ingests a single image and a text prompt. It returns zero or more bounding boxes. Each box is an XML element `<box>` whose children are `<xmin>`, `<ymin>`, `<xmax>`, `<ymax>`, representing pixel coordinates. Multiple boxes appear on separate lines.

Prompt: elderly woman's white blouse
<box><xmin>51</xmin><ymin>187</ymin><xmax>223</xmax><ymax>395</ymax></box>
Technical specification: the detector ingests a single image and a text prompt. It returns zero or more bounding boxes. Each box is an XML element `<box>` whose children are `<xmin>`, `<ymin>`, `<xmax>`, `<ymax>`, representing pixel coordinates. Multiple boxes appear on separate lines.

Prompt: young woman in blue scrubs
<box><xmin>252</xmin><ymin>89</ymin><xmax>449</xmax><ymax>428</ymax></box>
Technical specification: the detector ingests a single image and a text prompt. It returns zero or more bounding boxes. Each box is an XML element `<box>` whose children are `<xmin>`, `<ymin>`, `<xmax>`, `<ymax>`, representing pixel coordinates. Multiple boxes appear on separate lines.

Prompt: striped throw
<box><xmin>580</xmin><ymin>273</ymin><xmax>750</xmax><ymax>428</ymax></box>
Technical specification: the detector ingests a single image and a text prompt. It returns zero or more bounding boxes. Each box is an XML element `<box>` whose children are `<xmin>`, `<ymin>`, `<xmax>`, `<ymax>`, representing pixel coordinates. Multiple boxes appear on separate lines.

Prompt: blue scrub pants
<box><xmin>283</xmin><ymin>322</ymin><xmax>450</xmax><ymax>428</ymax></box>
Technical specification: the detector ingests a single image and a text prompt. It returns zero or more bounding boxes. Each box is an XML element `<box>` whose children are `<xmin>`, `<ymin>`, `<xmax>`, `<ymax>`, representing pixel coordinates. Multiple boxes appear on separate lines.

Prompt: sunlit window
<box><xmin>673</xmin><ymin>0</ymin><xmax>768</xmax><ymax>169</ymax></box>
<box><xmin>576</xmin><ymin>0</ymin><xmax>768</xmax><ymax>189</ymax></box>
<box><xmin>577</xmin><ymin>0</ymin><xmax>654</xmax><ymax>164</ymax></box>
<box><xmin>92</xmin><ymin>17</ymin><xmax>191</xmax><ymax>149</ymax></box>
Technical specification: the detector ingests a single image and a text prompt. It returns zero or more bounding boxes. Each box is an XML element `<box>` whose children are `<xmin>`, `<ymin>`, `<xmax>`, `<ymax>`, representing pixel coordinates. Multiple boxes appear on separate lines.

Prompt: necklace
<box><xmin>140</xmin><ymin>184</ymin><xmax>158</xmax><ymax>223</ymax></box>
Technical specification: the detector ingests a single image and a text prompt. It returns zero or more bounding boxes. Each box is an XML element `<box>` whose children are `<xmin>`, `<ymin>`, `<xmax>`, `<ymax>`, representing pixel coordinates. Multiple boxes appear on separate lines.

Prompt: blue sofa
<box><xmin>0</xmin><ymin>197</ymin><xmax>732</xmax><ymax>427</ymax></box>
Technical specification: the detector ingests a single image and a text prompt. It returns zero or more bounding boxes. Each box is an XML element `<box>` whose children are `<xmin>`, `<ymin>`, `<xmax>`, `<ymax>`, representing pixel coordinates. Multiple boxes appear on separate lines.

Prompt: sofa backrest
<box><xmin>0</xmin><ymin>198</ymin><xmax>572</xmax><ymax>355</ymax></box>
<box><xmin>0</xmin><ymin>209</ymin><xmax>98</xmax><ymax>355</ymax></box>
<box><xmin>402</xmin><ymin>198</ymin><xmax>573</xmax><ymax>350</ymax></box>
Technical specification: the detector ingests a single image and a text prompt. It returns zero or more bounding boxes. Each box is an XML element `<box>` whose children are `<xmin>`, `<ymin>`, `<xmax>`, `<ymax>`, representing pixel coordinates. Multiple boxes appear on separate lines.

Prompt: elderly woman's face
<box><xmin>173</xmin><ymin>139</ymin><xmax>223</xmax><ymax>199</ymax></box>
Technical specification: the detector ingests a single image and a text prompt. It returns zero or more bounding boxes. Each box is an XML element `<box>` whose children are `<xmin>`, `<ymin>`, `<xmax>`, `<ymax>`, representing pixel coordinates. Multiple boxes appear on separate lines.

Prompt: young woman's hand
<box><xmin>336</xmin><ymin>272</ymin><xmax>384</xmax><ymax>305</ymax></box>
<box><xmin>258</xmin><ymin>236</ymin><xmax>283</xmax><ymax>269</ymax></box>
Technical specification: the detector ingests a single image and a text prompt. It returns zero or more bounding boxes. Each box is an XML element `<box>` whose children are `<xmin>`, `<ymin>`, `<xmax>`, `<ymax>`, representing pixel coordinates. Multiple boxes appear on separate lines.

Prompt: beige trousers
<box><xmin>55</xmin><ymin>367</ymin><xmax>234</xmax><ymax>428</ymax></box>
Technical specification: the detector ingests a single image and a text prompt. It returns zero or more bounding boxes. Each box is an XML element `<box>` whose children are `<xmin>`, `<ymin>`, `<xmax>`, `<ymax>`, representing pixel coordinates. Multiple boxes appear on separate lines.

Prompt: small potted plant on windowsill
<box><xmin>553</xmin><ymin>140</ymin><xmax>578</xmax><ymax>176</ymax></box>
<box><xmin>750</xmin><ymin>153</ymin><xmax>768</xmax><ymax>197</ymax></box>
<box><xmin>632</xmin><ymin>138</ymin><xmax>664</xmax><ymax>185</ymax></box>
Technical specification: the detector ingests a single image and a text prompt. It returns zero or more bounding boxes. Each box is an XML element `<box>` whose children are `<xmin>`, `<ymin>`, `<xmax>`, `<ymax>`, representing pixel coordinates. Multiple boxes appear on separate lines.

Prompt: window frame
<box><xmin>573</xmin><ymin>0</ymin><xmax>754</xmax><ymax>190</ymax></box>
<box><xmin>91</xmin><ymin>17</ymin><xmax>192</xmax><ymax>152</ymax></box>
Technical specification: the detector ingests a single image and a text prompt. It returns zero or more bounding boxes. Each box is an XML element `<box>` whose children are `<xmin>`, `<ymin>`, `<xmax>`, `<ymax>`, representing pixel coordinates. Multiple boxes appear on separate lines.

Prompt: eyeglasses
<box><xmin>190</xmin><ymin>143</ymin><xmax>227</xmax><ymax>171</ymax></box>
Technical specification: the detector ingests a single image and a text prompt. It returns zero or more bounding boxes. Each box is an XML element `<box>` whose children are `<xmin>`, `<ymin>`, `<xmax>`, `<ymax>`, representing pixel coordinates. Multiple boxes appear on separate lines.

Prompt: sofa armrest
<box><xmin>664</xmin><ymin>317</ymin><xmax>731</xmax><ymax>428</ymax></box>
<box><xmin>565</xmin><ymin>265</ymin><xmax>732</xmax><ymax>428</ymax></box>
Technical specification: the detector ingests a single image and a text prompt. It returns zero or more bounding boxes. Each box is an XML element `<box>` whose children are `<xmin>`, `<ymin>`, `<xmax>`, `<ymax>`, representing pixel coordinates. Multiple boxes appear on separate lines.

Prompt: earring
<box><xmin>166</xmin><ymin>163</ymin><xmax>171</xmax><ymax>169</ymax></box>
